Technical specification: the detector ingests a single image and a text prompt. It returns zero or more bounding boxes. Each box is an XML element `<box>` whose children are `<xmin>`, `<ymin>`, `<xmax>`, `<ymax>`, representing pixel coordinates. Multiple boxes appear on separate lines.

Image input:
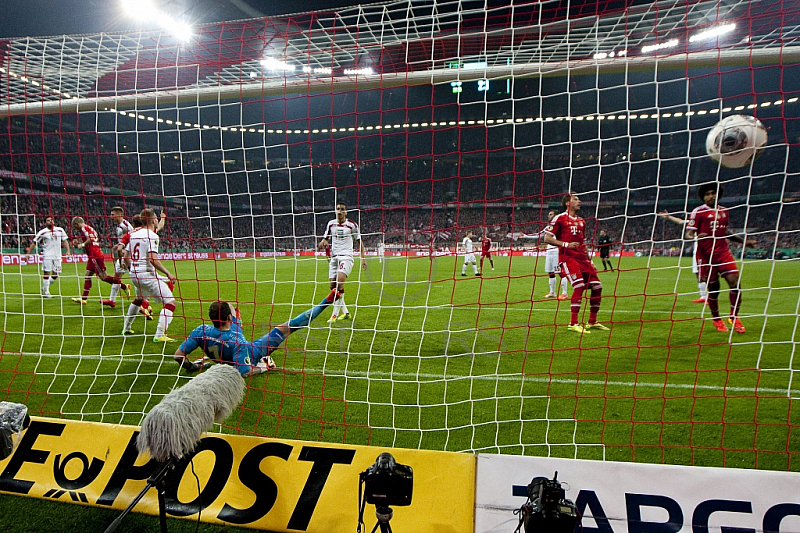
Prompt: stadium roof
<box><xmin>1</xmin><ymin>0</ymin><xmax>799</xmax><ymax>115</ymax></box>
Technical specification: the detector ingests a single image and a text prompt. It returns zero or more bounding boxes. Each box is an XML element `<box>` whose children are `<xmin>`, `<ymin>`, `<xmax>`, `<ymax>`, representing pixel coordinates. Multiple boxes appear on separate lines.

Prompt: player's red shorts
<box><xmin>696</xmin><ymin>250</ymin><xmax>738</xmax><ymax>283</ymax></box>
<box><xmin>85</xmin><ymin>256</ymin><xmax>107</xmax><ymax>275</ymax></box>
<box><xmin>559</xmin><ymin>257</ymin><xmax>600</xmax><ymax>287</ymax></box>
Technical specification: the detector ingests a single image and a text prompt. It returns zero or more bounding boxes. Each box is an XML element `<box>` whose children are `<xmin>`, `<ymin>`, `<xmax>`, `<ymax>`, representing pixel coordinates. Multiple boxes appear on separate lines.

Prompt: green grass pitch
<box><xmin>1</xmin><ymin>254</ymin><xmax>798</xmax><ymax>471</ymax></box>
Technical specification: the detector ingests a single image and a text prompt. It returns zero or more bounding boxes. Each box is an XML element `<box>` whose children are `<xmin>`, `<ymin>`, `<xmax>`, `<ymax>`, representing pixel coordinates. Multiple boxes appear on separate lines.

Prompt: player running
<box><xmin>173</xmin><ymin>289</ymin><xmax>341</xmax><ymax>377</ymax></box>
<box><xmin>686</xmin><ymin>182</ymin><xmax>754</xmax><ymax>334</ymax></box>
<box><xmin>461</xmin><ymin>230</ymin><xmax>479</xmax><ymax>276</ymax></box>
<box><xmin>26</xmin><ymin>216</ymin><xmax>71</xmax><ymax>298</ymax></box>
<box><xmin>70</xmin><ymin>216</ymin><xmax>126</xmax><ymax>305</ymax></box>
<box><xmin>543</xmin><ymin>193</ymin><xmax>609</xmax><ymax>334</ymax></box>
<box><xmin>120</xmin><ymin>209</ymin><xmax>178</xmax><ymax>342</ymax></box>
<box><xmin>479</xmin><ymin>232</ymin><xmax>495</xmax><ymax>273</ymax></box>
<box><xmin>318</xmin><ymin>202</ymin><xmax>367</xmax><ymax>323</ymax></box>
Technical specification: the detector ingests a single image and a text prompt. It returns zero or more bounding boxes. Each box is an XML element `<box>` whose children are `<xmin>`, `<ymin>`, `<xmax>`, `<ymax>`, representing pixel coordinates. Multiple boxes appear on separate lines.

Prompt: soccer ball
<box><xmin>705</xmin><ymin>114</ymin><xmax>767</xmax><ymax>168</ymax></box>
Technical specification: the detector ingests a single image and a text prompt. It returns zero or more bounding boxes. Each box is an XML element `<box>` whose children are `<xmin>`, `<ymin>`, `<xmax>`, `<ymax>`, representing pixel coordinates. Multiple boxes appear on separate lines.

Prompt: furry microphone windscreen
<box><xmin>137</xmin><ymin>364</ymin><xmax>245</xmax><ymax>463</ymax></box>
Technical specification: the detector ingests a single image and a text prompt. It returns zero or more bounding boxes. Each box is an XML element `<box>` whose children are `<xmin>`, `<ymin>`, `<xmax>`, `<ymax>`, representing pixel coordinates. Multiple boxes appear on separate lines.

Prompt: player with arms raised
<box><xmin>686</xmin><ymin>182</ymin><xmax>753</xmax><ymax>333</ymax></box>
<box><xmin>70</xmin><ymin>216</ymin><xmax>126</xmax><ymax>305</ymax></box>
<box><xmin>543</xmin><ymin>193</ymin><xmax>609</xmax><ymax>334</ymax></box>
<box><xmin>121</xmin><ymin>208</ymin><xmax>178</xmax><ymax>342</ymax></box>
<box><xmin>318</xmin><ymin>202</ymin><xmax>367</xmax><ymax>323</ymax></box>
<box><xmin>26</xmin><ymin>216</ymin><xmax>71</xmax><ymax>298</ymax></box>
<box><xmin>173</xmin><ymin>290</ymin><xmax>341</xmax><ymax>377</ymax></box>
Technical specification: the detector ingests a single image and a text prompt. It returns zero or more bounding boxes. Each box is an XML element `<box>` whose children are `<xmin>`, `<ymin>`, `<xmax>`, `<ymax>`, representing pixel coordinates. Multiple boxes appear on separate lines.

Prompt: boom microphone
<box><xmin>137</xmin><ymin>364</ymin><xmax>245</xmax><ymax>462</ymax></box>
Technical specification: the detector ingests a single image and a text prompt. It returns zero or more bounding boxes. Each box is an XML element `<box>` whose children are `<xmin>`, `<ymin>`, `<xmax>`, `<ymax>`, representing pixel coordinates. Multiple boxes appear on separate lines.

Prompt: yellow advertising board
<box><xmin>0</xmin><ymin>417</ymin><xmax>475</xmax><ymax>532</ymax></box>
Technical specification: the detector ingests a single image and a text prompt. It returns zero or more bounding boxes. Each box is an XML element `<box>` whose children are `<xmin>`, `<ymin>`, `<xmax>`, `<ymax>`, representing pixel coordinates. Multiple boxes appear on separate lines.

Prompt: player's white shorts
<box><xmin>691</xmin><ymin>254</ymin><xmax>699</xmax><ymax>274</ymax></box>
<box><xmin>545</xmin><ymin>248</ymin><xmax>560</xmax><ymax>273</ymax></box>
<box><xmin>463</xmin><ymin>253</ymin><xmax>476</xmax><ymax>264</ymax></box>
<box><xmin>41</xmin><ymin>258</ymin><xmax>62</xmax><ymax>274</ymax></box>
<box><xmin>329</xmin><ymin>257</ymin><xmax>354</xmax><ymax>279</ymax></box>
<box><xmin>130</xmin><ymin>273</ymin><xmax>174</xmax><ymax>303</ymax></box>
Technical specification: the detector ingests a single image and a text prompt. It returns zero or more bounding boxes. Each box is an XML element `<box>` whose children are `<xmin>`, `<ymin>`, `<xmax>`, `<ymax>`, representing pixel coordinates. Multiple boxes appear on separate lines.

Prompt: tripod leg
<box><xmin>157</xmin><ymin>485</ymin><xmax>168</xmax><ymax>533</ymax></box>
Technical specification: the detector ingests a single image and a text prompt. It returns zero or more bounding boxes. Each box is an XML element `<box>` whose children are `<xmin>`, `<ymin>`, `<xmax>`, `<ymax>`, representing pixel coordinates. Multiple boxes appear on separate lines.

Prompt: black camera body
<box><xmin>519</xmin><ymin>472</ymin><xmax>580</xmax><ymax>533</ymax></box>
<box><xmin>361</xmin><ymin>452</ymin><xmax>413</xmax><ymax>507</ymax></box>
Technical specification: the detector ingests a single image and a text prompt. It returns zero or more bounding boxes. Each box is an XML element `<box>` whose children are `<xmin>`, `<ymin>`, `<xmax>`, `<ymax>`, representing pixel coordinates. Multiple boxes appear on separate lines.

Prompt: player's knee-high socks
<box><xmin>548</xmin><ymin>274</ymin><xmax>557</xmax><ymax>295</ymax></box>
<box><xmin>82</xmin><ymin>278</ymin><xmax>93</xmax><ymax>299</ymax></box>
<box><xmin>588</xmin><ymin>282</ymin><xmax>602</xmax><ymax>324</ymax></box>
<box><xmin>570</xmin><ymin>284</ymin><xmax>585</xmax><ymax>325</ymax></box>
<box><xmin>155</xmin><ymin>302</ymin><xmax>176</xmax><ymax>337</ymax></box>
<box><xmin>729</xmin><ymin>286</ymin><xmax>741</xmax><ymax>319</ymax></box>
<box><xmin>706</xmin><ymin>280</ymin><xmax>721</xmax><ymax>319</ymax></box>
<box><xmin>123</xmin><ymin>298</ymin><xmax>143</xmax><ymax>330</ymax></box>
<box><xmin>289</xmin><ymin>289</ymin><xmax>339</xmax><ymax>332</ymax></box>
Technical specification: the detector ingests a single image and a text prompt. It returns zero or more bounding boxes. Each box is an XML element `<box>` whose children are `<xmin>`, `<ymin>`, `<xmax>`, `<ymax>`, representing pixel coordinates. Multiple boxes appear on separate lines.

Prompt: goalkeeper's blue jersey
<box><xmin>178</xmin><ymin>317</ymin><xmax>256</xmax><ymax>375</ymax></box>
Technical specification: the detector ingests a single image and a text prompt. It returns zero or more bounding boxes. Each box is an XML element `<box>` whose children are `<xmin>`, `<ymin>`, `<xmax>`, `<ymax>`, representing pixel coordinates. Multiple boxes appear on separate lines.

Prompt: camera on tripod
<box><xmin>357</xmin><ymin>452</ymin><xmax>413</xmax><ymax>533</ymax></box>
<box><xmin>515</xmin><ymin>471</ymin><xmax>581</xmax><ymax>533</ymax></box>
<box><xmin>361</xmin><ymin>452</ymin><xmax>413</xmax><ymax>507</ymax></box>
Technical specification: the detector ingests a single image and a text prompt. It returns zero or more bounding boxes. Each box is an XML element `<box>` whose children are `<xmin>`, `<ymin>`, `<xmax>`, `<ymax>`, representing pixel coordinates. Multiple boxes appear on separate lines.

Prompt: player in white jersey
<box><xmin>103</xmin><ymin>206</ymin><xmax>133</xmax><ymax>307</ymax></box>
<box><xmin>120</xmin><ymin>209</ymin><xmax>178</xmax><ymax>343</ymax></box>
<box><xmin>26</xmin><ymin>217</ymin><xmax>70</xmax><ymax>298</ymax></box>
<box><xmin>461</xmin><ymin>230</ymin><xmax>479</xmax><ymax>276</ymax></box>
<box><xmin>657</xmin><ymin>211</ymin><xmax>708</xmax><ymax>303</ymax></box>
<box><xmin>318</xmin><ymin>202</ymin><xmax>367</xmax><ymax>323</ymax></box>
<box><xmin>542</xmin><ymin>210</ymin><xmax>568</xmax><ymax>300</ymax></box>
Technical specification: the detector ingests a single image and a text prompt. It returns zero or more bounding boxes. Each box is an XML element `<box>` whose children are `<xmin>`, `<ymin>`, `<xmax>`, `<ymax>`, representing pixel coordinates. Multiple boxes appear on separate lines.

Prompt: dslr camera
<box><xmin>360</xmin><ymin>452</ymin><xmax>413</xmax><ymax>507</ymax></box>
<box><xmin>516</xmin><ymin>471</ymin><xmax>581</xmax><ymax>533</ymax></box>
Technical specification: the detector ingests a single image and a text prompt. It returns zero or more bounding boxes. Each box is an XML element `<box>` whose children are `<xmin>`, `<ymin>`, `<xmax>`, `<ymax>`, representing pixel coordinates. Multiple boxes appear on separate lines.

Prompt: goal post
<box><xmin>1</xmin><ymin>0</ymin><xmax>799</xmax><ymax>470</ymax></box>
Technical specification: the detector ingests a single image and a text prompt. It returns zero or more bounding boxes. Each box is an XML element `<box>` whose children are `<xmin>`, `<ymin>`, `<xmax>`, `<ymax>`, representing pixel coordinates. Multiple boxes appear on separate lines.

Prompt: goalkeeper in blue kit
<box><xmin>174</xmin><ymin>289</ymin><xmax>340</xmax><ymax>377</ymax></box>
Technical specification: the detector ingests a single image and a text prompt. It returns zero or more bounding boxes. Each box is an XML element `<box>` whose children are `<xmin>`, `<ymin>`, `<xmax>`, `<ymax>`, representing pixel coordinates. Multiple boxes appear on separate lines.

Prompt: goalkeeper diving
<box><xmin>174</xmin><ymin>289</ymin><xmax>341</xmax><ymax>377</ymax></box>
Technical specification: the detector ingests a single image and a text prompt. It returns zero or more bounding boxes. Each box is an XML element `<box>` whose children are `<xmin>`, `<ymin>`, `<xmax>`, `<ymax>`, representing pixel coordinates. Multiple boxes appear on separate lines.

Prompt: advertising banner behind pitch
<box><xmin>475</xmin><ymin>454</ymin><xmax>800</xmax><ymax>533</ymax></box>
<box><xmin>0</xmin><ymin>417</ymin><xmax>474</xmax><ymax>533</ymax></box>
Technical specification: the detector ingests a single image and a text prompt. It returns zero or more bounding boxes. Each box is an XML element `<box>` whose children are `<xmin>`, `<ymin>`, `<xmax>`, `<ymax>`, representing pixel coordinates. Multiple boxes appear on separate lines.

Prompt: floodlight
<box><xmin>689</xmin><ymin>23</ymin><xmax>736</xmax><ymax>43</ymax></box>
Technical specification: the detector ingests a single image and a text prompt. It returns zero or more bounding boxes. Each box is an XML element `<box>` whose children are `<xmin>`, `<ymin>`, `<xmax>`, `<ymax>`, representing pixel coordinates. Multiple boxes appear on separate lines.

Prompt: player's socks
<box><xmin>570</xmin><ymin>285</ymin><xmax>585</xmax><ymax>326</ymax></box>
<box><xmin>82</xmin><ymin>278</ymin><xmax>92</xmax><ymax>299</ymax></box>
<box><xmin>561</xmin><ymin>278</ymin><xmax>569</xmax><ymax>297</ymax></box>
<box><xmin>707</xmin><ymin>296</ymin><xmax>720</xmax><ymax>319</ymax></box>
<box><xmin>154</xmin><ymin>303</ymin><xmax>176</xmax><ymax>338</ymax></box>
<box><xmin>588</xmin><ymin>285</ymin><xmax>602</xmax><ymax>324</ymax></box>
<box><xmin>123</xmin><ymin>301</ymin><xmax>142</xmax><ymax>331</ymax></box>
<box><xmin>548</xmin><ymin>276</ymin><xmax>557</xmax><ymax>296</ymax></box>
<box><xmin>698</xmin><ymin>281</ymin><xmax>708</xmax><ymax>300</ymax></box>
<box><xmin>108</xmin><ymin>283</ymin><xmax>120</xmax><ymax>303</ymax></box>
<box><xmin>289</xmin><ymin>290</ymin><xmax>338</xmax><ymax>332</ymax></box>
<box><xmin>729</xmin><ymin>287</ymin><xmax>741</xmax><ymax>318</ymax></box>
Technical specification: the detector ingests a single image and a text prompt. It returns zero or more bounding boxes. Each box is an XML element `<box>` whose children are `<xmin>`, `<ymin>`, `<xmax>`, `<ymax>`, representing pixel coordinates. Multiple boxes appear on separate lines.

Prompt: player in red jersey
<box><xmin>70</xmin><ymin>216</ymin><xmax>126</xmax><ymax>305</ymax></box>
<box><xmin>543</xmin><ymin>193</ymin><xmax>609</xmax><ymax>334</ymax></box>
<box><xmin>686</xmin><ymin>182</ymin><xmax>754</xmax><ymax>334</ymax></box>
<box><xmin>479</xmin><ymin>232</ymin><xmax>494</xmax><ymax>273</ymax></box>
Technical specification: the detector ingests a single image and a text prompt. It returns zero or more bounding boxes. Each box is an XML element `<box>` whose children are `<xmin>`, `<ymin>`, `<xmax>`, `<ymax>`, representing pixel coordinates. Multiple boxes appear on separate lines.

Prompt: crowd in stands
<box><xmin>2</xmin><ymin>187</ymin><xmax>799</xmax><ymax>260</ymax></box>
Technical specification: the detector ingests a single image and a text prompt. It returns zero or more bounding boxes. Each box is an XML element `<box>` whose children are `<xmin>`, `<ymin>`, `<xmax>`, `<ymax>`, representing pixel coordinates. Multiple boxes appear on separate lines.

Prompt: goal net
<box><xmin>1</xmin><ymin>0</ymin><xmax>798</xmax><ymax>469</ymax></box>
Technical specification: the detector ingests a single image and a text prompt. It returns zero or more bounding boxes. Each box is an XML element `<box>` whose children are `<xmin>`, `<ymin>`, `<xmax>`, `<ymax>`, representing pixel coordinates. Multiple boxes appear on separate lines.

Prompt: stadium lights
<box><xmin>105</xmin><ymin>96</ymin><xmax>796</xmax><ymax>136</ymax></box>
<box><xmin>262</xmin><ymin>58</ymin><xmax>295</xmax><ymax>71</ymax></box>
<box><xmin>119</xmin><ymin>0</ymin><xmax>192</xmax><ymax>41</ymax></box>
<box><xmin>641</xmin><ymin>39</ymin><xmax>679</xmax><ymax>53</ymax></box>
<box><xmin>689</xmin><ymin>23</ymin><xmax>736</xmax><ymax>43</ymax></box>
<box><xmin>343</xmin><ymin>67</ymin><xmax>374</xmax><ymax>75</ymax></box>
<box><xmin>302</xmin><ymin>66</ymin><xmax>333</xmax><ymax>75</ymax></box>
